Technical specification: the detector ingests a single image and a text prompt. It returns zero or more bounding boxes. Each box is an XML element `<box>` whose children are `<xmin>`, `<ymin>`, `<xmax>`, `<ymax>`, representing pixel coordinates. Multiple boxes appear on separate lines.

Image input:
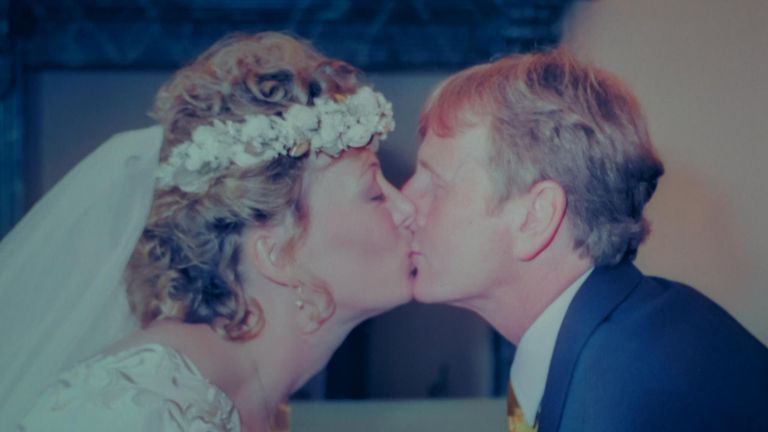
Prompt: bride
<box><xmin>0</xmin><ymin>32</ymin><xmax>415</xmax><ymax>431</ymax></box>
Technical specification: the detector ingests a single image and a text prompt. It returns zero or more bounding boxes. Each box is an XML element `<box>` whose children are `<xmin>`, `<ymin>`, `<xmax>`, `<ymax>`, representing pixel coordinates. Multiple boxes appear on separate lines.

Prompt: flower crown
<box><xmin>156</xmin><ymin>86</ymin><xmax>394</xmax><ymax>193</ymax></box>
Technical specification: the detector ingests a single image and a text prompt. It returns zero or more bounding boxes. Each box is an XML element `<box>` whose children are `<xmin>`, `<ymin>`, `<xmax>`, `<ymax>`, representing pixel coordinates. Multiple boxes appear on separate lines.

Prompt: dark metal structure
<box><xmin>1</xmin><ymin>0</ymin><xmax>574</xmax><ymax>236</ymax></box>
<box><xmin>9</xmin><ymin>0</ymin><xmax>573</xmax><ymax>70</ymax></box>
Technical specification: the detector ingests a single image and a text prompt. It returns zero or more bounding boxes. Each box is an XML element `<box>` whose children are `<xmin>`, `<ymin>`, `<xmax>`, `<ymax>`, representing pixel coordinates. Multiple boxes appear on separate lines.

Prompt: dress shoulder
<box><xmin>17</xmin><ymin>344</ymin><xmax>240</xmax><ymax>431</ymax></box>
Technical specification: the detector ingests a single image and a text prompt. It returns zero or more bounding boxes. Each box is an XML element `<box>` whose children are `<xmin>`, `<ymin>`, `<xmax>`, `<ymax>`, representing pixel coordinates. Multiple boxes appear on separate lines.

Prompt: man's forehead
<box><xmin>419</xmin><ymin>131</ymin><xmax>453</xmax><ymax>166</ymax></box>
<box><xmin>419</xmin><ymin>125</ymin><xmax>490</xmax><ymax>170</ymax></box>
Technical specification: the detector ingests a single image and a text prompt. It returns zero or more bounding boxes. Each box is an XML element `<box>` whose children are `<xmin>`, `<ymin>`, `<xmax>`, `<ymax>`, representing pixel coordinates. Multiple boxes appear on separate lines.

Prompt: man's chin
<box><xmin>411</xmin><ymin>273</ymin><xmax>449</xmax><ymax>304</ymax></box>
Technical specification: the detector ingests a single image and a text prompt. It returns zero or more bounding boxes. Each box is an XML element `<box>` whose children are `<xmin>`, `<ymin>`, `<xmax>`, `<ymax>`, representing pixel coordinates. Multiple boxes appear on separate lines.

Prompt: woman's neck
<box><xmin>220</xmin><ymin>314</ymin><xmax>360</xmax><ymax>432</ymax></box>
<box><xmin>115</xmin><ymin>309</ymin><xmax>361</xmax><ymax>432</ymax></box>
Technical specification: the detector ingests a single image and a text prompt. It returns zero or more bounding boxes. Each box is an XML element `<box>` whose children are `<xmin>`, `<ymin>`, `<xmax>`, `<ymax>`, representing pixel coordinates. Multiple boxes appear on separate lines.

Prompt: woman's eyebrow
<box><xmin>358</xmin><ymin>161</ymin><xmax>380</xmax><ymax>179</ymax></box>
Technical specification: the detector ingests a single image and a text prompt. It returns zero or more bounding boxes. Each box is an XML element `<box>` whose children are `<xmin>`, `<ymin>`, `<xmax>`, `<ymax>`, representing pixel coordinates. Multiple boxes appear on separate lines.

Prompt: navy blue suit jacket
<box><xmin>537</xmin><ymin>261</ymin><xmax>768</xmax><ymax>431</ymax></box>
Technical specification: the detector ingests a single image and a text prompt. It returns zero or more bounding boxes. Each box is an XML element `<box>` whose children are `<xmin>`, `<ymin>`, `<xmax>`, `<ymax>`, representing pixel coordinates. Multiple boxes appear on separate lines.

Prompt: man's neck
<box><xmin>461</xmin><ymin>254</ymin><xmax>593</xmax><ymax>345</ymax></box>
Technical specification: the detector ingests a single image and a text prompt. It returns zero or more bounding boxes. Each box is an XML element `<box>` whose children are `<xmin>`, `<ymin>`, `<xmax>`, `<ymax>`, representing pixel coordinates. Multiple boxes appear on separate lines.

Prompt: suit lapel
<box><xmin>537</xmin><ymin>261</ymin><xmax>643</xmax><ymax>432</ymax></box>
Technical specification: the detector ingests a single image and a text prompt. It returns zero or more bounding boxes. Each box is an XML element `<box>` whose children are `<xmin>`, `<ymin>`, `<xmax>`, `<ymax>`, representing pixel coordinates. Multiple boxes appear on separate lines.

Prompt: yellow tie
<box><xmin>269</xmin><ymin>402</ymin><xmax>291</xmax><ymax>432</ymax></box>
<box><xmin>508</xmin><ymin>384</ymin><xmax>538</xmax><ymax>432</ymax></box>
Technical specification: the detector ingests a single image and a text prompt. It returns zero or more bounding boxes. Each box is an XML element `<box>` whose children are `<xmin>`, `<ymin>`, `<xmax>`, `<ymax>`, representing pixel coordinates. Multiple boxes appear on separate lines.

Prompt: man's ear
<box><xmin>509</xmin><ymin>180</ymin><xmax>567</xmax><ymax>261</ymax></box>
<box><xmin>243</xmin><ymin>228</ymin><xmax>296</xmax><ymax>286</ymax></box>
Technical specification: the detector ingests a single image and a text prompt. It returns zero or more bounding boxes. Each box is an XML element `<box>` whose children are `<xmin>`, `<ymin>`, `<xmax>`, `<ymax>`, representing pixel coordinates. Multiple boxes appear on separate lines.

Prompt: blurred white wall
<box><xmin>563</xmin><ymin>0</ymin><xmax>768</xmax><ymax>344</ymax></box>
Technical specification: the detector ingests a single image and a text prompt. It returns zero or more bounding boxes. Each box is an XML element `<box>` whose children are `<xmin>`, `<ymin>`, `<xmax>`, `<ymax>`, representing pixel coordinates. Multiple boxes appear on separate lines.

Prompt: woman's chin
<box><xmin>373</xmin><ymin>287</ymin><xmax>413</xmax><ymax>317</ymax></box>
<box><xmin>374</xmin><ymin>256</ymin><xmax>417</xmax><ymax>310</ymax></box>
<box><xmin>358</xmin><ymin>287</ymin><xmax>413</xmax><ymax>321</ymax></box>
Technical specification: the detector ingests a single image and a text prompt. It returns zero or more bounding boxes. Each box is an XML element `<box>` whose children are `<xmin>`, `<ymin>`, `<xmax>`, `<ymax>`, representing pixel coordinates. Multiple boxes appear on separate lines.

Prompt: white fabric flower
<box><xmin>156</xmin><ymin>86</ymin><xmax>395</xmax><ymax>193</ymax></box>
<box><xmin>284</xmin><ymin>104</ymin><xmax>318</xmax><ymax>131</ymax></box>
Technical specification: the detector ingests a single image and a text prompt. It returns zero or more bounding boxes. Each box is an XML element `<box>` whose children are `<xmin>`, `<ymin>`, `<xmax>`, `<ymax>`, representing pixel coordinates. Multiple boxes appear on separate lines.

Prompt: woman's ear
<box><xmin>508</xmin><ymin>180</ymin><xmax>567</xmax><ymax>261</ymax></box>
<box><xmin>244</xmin><ymin>228</ymin><xmax>296</xmax><ymax>286</ymax></box>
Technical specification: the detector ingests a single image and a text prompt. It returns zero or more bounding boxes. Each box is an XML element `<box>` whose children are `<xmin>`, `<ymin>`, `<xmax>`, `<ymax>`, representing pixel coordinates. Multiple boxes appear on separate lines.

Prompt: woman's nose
<box><xmin>385</xmin><ymin>184</ymin><xmax>416</xmax><ymax>229</ymax></box>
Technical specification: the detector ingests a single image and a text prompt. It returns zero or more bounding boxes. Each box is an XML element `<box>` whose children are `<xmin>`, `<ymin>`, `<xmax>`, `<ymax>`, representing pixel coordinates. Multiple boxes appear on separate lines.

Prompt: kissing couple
<box><xmin>1</xmin><ymin>32</ymin><xmax>766</xmax><ymax>432</ymax></box>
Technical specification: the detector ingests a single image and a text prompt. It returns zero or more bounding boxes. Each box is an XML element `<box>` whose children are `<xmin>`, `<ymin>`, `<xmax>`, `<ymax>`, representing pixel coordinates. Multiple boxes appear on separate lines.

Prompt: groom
<box><xmin>402</xmin><ymin>49</ymin><xmax>768</xmax><ymax>431</ymax></box>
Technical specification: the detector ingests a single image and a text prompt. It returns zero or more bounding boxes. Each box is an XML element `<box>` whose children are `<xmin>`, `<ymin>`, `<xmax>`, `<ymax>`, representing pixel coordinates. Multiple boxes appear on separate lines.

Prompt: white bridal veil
<box><xmin>0</xmin><ymin>126</ymin><xmax>163</xmax><ymax>429</ymax></box>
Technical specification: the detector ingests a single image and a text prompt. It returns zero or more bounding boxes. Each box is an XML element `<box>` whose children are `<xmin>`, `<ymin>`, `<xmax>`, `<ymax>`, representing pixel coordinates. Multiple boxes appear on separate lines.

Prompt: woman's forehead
<box><xmin>312</xmin><ymin>147</ymin><xmax>377</xmax><ymax>172</ymax></box>
<box><xmin>303</xmin><ymin>147</ymin><xmax>378</xmax><ymax>192</ymax></box>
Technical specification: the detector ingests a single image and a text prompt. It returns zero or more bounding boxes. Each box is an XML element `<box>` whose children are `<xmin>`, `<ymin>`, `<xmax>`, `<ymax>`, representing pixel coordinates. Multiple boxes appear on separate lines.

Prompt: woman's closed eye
<box><xmin>370</xmin><ymin>192</ymin><xmax>386</xmax><ymax>202</ymax></box>
<box><xmin>366</xmin><ymin>168</ymin><xmax>386</xmax><ymax>202</ymax></box>
<box><xmin>368</xmin><ymin>181</ymin><xmax>385</xmax><ymax>202</ymax></box>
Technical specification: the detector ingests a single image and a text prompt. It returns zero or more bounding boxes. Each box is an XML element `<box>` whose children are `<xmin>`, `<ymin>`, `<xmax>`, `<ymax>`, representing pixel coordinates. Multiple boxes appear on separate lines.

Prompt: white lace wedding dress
<box><xmin>17</xmin><ymin>344</ymin><xmax>241</xmax><ymax>431</ymax></box>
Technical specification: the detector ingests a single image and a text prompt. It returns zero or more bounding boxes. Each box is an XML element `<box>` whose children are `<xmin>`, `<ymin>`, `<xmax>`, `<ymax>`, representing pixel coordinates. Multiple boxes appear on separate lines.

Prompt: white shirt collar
<box><xmin>509</xmin><ymin>268</ymin><xmax>593</xmax><ymax>425</ymax></box>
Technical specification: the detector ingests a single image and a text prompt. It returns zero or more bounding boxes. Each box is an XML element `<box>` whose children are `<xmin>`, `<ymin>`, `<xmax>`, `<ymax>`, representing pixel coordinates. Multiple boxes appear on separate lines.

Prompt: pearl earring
<box><xmin>295</xmin><ymin>285</ymin><xmax>305</xmax><ymax>310</ymax></box>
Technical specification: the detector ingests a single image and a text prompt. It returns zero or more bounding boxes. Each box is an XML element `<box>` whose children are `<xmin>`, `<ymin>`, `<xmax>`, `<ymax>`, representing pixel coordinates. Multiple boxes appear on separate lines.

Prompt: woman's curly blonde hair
<box><xmin>125</xmin><ymin>32</ymin><xmax>363</xmax><ymax>340</ymax></box>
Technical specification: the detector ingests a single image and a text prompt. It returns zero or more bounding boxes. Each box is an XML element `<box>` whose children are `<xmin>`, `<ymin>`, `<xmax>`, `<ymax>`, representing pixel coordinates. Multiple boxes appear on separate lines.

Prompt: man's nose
<box><xmin>399</xmin><ymin>178</ymin><xmax>425</xmax><ymax>230</ymax></box>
